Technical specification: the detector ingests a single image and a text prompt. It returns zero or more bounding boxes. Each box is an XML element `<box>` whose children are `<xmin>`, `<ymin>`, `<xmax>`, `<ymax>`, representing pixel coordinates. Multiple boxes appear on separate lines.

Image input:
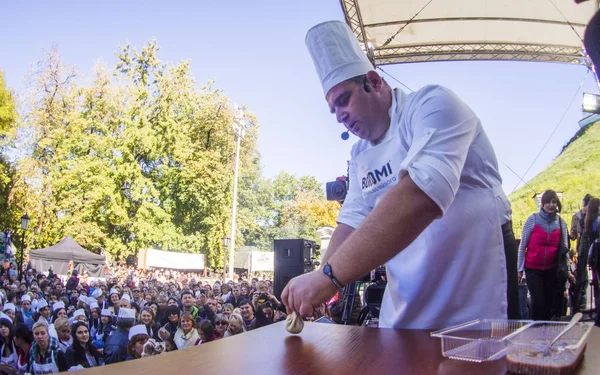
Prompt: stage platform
<box><xmin>84</xmin><ymin>321</ymin><xmax>600</xmax><ymax>374</ymax></box>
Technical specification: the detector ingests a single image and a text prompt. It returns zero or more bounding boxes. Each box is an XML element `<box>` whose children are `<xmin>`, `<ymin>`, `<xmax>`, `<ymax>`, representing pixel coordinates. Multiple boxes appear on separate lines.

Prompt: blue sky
<box><xmin>1</xmin><ymin>1</ymin><xmax>598</xmax><ymax>196</ymax></box>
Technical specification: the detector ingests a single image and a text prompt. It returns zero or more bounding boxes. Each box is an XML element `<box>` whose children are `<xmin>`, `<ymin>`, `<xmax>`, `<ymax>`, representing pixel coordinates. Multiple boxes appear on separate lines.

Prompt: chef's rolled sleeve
<box><xmin>398</xmin><ymin>86</ymin><xmax>479</xmax><ymax>215</ymax></box>
<box><xmin>337</xmin><ymin>159</ymin><xmax>371</xmax><ymax>229</ymax></box>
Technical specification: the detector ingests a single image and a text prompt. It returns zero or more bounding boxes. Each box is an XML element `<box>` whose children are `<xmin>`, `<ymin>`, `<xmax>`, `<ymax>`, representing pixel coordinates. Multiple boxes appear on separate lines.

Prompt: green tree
<box><xmin>0</xmin><ymin>72</ymin><xmax>17</xmax><ymax>137</ymax></box>
<box><xmin>0</xmin><ymin>71</ymin><xmax>18</xmax><ymax>236</ymax></box>
<box><xmin>238</xmin><ymin>172</ymin><xmax>335</xmax><ymax>249</ymax></box>
<box><xmin>9</xmin><ymin>42</ymin><xmax>262</xmax><ymax>267</ymax></box>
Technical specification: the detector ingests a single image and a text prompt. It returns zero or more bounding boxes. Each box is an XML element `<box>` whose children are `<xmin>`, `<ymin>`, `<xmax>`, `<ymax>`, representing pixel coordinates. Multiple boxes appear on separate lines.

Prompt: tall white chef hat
<box><xmin>305</xmin><ymin>20</ymin><xmax>374</xmax><ymax>97</ymax></box>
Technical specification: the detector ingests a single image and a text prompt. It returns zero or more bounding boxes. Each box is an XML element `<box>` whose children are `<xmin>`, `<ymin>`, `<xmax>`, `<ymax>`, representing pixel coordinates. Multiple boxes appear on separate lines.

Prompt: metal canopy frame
<box><xmin>339</xmin><ymin>0</ymin><xmax>598</xmax><ymax>67</ymax></box>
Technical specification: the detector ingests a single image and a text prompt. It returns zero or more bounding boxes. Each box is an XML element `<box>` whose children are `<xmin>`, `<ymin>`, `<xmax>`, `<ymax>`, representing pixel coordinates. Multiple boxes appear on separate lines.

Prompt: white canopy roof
<box><xmin>340</xmin><ymin>0</ymin><xmax>598</xmax><ymax>66</ymax></box>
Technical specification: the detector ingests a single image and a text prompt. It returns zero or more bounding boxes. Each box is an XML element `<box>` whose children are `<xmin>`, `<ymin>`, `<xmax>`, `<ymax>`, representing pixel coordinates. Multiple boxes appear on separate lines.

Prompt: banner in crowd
<box><xmin>250</xmin><ymin>251</ymin><xmax>274</xmax><ymax>272</ymax></box>
<box><xmin>142</xmin><ymin>248</ymin><xmax>205</xmax><ymax>270</ymax></box>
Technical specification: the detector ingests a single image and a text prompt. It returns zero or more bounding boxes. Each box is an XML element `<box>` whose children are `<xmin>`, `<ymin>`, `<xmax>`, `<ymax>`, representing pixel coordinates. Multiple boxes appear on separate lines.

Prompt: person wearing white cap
<box><xmin>119</xmin><ymin>294</ymin><xmax>132</xmax><ymax>310</ymax></box>
<box><xmin>90</xmin><ymin>288</ymin><xmax>107</xmax><ymax>310</ymax></box>
<box><xmin>50</xmin><ymin>302</ymin><xmax>67</xmax><ymax>324</ymax></box>
<box><xmin>2</xmin><ymin>304</ymin><xmax>16</xmax><ymax>323</ymax></box>
<box><xmin>93</xmin><ymin>309</ymin><xmax>114</xmax><ymax>345</ymax></box>
<box><xmin>88</xmin><ymin>302</ymin><xmax>101</xmax><ymax>339</ymax></box>
<box><xmin>126</xmin><ymin>324</ymin><xmax>149</xmax><ymax>360</ymax></box>
<box><xmin>75</xmin><ymin>295</ymin><xmax>92</xmax><ymax>312</ymax></box>
<box><xmin>282</xmin><ymin>20</ymin><xmax>514</xmax><ymax>330</ymax></box>
<box><xmin>17</xmin><ymin>295</ymin><xmax>34</xmax><ymax>329</ymax></box>
<box><xmin>71</xmin><ymin>309</ymin><xmax>88</xmax><ymax>325</ymax></box>
<box><xmin>108</xmin><ymin>288</ymin><xmax>121</xmax><ymax>316</ymax></box>
<box><xmin>35</xmin><ymin>299</ymin><xmax>51</xmax><ymax>325</ymax></box>
<box><xmin>103</xmin><ymin>308</ymin><xmax>135</xmax><ymax>364</ymax></box>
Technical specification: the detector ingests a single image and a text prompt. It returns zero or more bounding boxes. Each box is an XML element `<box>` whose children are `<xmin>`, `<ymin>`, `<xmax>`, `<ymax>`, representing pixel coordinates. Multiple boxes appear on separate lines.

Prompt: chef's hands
<box><xmin>281</xmin><ymin>270</ymin><xmax>338</xmax><ymax>318</ymax></box>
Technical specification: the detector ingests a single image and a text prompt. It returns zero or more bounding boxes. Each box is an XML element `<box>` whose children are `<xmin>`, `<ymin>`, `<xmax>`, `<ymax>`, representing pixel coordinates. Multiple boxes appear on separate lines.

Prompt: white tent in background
<box><xmin>340</xmin><ymin>0</ymin><xmax>597</xmax><ymax>67</ymax></box>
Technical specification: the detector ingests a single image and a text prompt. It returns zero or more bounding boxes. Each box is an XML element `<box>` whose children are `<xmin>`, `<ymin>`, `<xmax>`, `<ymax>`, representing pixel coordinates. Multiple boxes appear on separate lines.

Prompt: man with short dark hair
<box><xmin>238</xmin><ymin>299</ymin><xmax>255</xmax><ymax>331</ymax></box>
<box><xmin>180</xmin><ymin>290</ymin><xmax>198</xmax><ymax>319</ymax></box>
<box><xmin>571</xmin><ymin>194</ymin><xmax>592</xmax><ymax>245</ymax></box>
<box><xmin>226</xmin><ymin>285</ymin><xmax>243</xmax><ymax>308</ymax></box>
<box><xmin>131</xmin><ymin>287</ymin><xmax>145</xmax><ymax>308</ymax></box>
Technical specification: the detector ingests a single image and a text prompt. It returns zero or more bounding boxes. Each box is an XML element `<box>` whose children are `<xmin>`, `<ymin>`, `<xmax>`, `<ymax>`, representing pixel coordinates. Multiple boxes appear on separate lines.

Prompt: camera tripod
<box><xmin>341</xmin><ymin>281</ymin><xmax>363</xmax><ymax>325</ymax></box>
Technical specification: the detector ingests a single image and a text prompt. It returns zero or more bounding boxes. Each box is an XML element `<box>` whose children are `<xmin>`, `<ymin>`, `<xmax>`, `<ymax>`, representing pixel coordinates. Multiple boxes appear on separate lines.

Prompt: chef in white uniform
<box><xmin>281</xmin><ymin>21</ymin><xmax>511</xmax><ymax>329</ymax></box>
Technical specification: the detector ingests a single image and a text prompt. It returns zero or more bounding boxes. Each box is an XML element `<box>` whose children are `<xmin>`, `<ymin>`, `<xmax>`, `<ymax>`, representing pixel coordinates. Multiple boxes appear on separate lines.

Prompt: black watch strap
<box><xmin>323</xmin><ymin>262</ymin><xmax>343</xmax><ymax>289</ymax></box>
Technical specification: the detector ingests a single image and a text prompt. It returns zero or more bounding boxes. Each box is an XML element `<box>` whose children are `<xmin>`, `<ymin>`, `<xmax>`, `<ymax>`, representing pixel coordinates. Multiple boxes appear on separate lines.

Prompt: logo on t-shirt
<box><xmin>361</xmin><ymin>162</ymin><xmax>394</xmax><ymax>191</ymax></box>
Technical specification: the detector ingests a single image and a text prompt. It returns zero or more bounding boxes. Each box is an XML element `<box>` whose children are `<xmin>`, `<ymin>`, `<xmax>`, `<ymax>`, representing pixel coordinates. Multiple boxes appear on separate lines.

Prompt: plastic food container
<box><xmin>431</xmin><ymin>319</ymin><xmax>532</xmax><ymax>362</ymax></box>
<box><xmin>504</xmin><ymin>321</ymin><xmax>593</xmax><ymax>375</ymax></box>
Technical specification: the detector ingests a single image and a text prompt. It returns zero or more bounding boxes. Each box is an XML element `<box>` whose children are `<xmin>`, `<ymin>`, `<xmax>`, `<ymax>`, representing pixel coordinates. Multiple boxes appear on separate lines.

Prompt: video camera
<box><xmin>326</xmin><ymin>161</ymin><xmax>351</xmax><ymax>203</ymax></box>
<box><xmin>143</xmin><ymin>339</ymin><xmax>166</xmax><ymax>356</ymax></box>
<box><xmin>326</xmin><ymin>176</ymin><xmax>348</xmax><ymax>202</ymax></box>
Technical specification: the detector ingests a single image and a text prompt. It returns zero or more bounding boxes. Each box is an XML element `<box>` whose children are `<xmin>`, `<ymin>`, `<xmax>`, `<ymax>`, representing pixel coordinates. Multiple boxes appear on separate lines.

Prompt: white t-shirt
<box><xmin>337</xmin><ymin>85</ymin><xmax>508</xmax><ymax>329</ymax></box>
<box><xmin>338</xmin><ymin>85</ymin><xmax>511</xmax><ymax>227</ymax></box>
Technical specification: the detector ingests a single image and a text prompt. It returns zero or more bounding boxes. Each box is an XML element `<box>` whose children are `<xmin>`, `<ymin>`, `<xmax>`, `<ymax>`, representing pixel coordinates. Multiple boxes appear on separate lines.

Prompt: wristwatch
<box><xmin>323</xmin><ymin>262</ymin><xmax>343</xmax><ymax>289</ymax></box>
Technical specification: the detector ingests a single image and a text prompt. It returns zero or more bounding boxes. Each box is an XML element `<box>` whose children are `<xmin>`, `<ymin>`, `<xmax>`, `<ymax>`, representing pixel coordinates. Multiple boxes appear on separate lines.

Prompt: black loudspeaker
<box><xmin>273</xmin><ymin>239</ymin><xmax>320</xmax><ymax>301</ymax></box>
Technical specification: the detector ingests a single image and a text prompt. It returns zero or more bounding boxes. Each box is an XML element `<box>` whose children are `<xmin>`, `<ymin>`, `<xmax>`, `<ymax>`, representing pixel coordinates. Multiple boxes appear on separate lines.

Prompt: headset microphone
<box><xmin>341</xmin><ymin>131</ymin><xmax>350</xmax><ymax>140</ymax></box>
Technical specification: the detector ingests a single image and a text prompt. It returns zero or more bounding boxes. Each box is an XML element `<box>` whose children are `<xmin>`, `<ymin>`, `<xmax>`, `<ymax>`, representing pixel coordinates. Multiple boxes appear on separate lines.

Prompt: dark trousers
<box><xmin>518</xmin><ymin>284</ymin><xmax>529</xmax><ymax>319</ymax></box>
<box><xmin>525</xmin><ymin>268</ymin><xmax>563</xmax><ymax>320</ymax></box>
<box><xmin>502</xmin><ymin>221</ymin><xmax>520</xmax><ymax>319</ymax></box>
<box><xmin>586</xmin><ymin>9</ymin><xmax>600</xmax><ymax>81</ymax></box>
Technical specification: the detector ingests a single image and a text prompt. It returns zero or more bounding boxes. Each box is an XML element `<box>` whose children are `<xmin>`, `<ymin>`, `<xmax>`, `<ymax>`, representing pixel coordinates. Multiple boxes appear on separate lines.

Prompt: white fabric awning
<box><xmin>340</xmin><ymin>0</ymin><xmax>598</xmax><ymax>66</ymax></box>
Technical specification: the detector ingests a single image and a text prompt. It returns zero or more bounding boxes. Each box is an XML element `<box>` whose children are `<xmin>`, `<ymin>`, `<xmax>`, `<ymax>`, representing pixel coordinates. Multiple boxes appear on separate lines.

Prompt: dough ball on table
<box><xmin>285</xmin><ymin>311</ymin><xmax>304</xmax><ymax>334</ymax></box>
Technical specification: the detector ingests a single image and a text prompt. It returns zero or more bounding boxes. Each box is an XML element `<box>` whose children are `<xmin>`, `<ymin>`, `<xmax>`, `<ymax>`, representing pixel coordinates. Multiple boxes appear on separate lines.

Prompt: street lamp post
<box><xmin>19</xmin><ymin>214</ymin><xmax>30</xmax><ymax>280</ymax></box>
<box><xmin>228</xmin><ymin>104</ymin><xmax>251</xmax><ymax>281</ymax></box>
<box><xmin>221</xmin><ymin>237</ymin><xmax>230</xmax><ymax>282</ymax></box>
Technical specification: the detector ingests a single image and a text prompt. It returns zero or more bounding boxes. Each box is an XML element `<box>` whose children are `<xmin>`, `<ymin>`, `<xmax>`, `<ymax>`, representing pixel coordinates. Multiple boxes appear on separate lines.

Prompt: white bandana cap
<box><xmin>128</xmin><ymin>324</ymin><xmax>149</xmax><ymax>341</ymax></box>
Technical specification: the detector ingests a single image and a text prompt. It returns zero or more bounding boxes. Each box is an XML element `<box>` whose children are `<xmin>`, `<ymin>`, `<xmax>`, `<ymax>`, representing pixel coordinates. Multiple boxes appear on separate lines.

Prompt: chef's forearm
<box><xmin>328</xmin><ymin>176</ymin><xmax>440</xmax><ymax>286</ymax></box>
<box><xmin>320</xmin><ymin>223</ymin><xmax>355</xmax><ymax>266</ymax></box>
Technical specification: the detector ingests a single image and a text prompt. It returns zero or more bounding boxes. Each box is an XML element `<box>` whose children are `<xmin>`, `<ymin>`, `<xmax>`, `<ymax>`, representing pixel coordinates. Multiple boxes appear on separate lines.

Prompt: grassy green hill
<box><xmin>509</xmin><ymin>121</ymin><xmax>600</xmax><ymax>238</ymax></box>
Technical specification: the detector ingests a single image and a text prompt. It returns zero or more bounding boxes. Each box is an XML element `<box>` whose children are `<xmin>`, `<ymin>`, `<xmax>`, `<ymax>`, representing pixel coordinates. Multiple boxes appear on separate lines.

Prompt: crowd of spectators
<box><xmin>0</xmin><ymin>260</ymin><xmax>312</xmax><ymax>373</ymax></box>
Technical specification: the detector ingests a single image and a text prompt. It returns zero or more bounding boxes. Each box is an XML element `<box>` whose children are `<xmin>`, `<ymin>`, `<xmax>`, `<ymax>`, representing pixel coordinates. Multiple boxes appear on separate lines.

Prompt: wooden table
<box><xmin>84</xmin><ymin>322</ymin><xmax>600</xmax><ymax>374</ymax></box>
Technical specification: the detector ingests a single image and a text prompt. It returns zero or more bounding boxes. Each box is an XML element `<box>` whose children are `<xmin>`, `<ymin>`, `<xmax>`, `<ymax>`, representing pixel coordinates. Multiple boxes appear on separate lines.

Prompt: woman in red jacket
<box><xmin>517</xmin><ymin>190</ymin><xmax>570</xmax><ymax>320</ymax></box>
